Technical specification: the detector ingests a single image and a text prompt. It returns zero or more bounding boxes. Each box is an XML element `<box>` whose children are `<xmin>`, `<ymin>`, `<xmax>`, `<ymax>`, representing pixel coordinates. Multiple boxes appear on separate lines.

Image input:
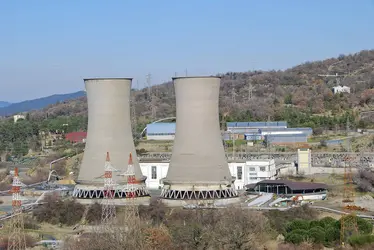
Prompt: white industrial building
<box><xmin>146</xmin><ymin>123</ymin><xmax>175</xmax><ymax>140</ymax></box>
<box><xmin>140</xmin><ymin>159</ymin><xmax>276</xmax><ymax>191</ymax></box>
<box><xmin>332</xmin><ymin>85</ymin><xmax>350</xmax><ymax>94</ymax></box>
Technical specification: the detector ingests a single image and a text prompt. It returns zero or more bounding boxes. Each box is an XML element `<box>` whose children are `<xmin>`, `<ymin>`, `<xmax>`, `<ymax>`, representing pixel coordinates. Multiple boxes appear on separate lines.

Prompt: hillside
<box><xmin>28</xmin><ymin>50</ymin><xmax>374</xmax><ymax>130</ymax></box>
<box><xmin>0</xmin><ymin>101</ymin><xmax>11</xmax><ymax>108</ymax></box>
<box><xmin>0</xmin><ymin>91</ymin><xmax>86</xmax><ymax>117</ymax></box>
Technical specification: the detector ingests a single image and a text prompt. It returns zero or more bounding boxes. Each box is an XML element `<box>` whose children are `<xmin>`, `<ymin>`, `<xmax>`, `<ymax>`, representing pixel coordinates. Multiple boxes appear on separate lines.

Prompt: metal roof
<box><xmin>227</xmin><ymin>121</ymin><xmax>287</xmax><ymax>128</ymax></box>
<box><xmin>146</xmin><ymin>122</ymin><xmax>176</xmax><ymax>134</ymax></box>
<box><xmin>265</xmin><ymin>134</ymin><xmax>308</xmax><ymax>138</ymax></box>
<box><xmin>259</xmin><ymin>127</ymin><xmax>312</xmax><ymax>132</ymax></box>
<box><xmin>246</xmin><ymin>180</ymin><xmax>327</xmax><ymax>191</ymax></box>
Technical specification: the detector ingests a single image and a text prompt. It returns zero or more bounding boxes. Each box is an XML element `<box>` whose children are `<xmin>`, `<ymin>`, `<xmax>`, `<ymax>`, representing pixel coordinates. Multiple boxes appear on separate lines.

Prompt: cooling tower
<box><xmin>161</xmin><ymin>76</ymin><xmax>238</xmax><ymax>205</ymax></box>
<box><xmin>73</xmin><ymin>78</ymin><xmax>149</xmax><ymax>201</ymax></box>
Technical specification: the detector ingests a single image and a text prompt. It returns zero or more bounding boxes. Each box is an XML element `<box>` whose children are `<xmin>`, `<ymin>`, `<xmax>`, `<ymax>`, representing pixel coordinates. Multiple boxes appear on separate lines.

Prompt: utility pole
<box><xmin>185</xmin><ymin>69</ymin><xmax>188</xmax><ymax>77</ymax></box>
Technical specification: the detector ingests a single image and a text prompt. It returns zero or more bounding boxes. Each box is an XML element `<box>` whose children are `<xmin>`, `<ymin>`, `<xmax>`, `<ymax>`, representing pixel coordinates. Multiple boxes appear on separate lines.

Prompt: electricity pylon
<box><xmin>8</xmin><ymin>167</ymin><xmax>26</xmax><ymax>250</ymax></box>
<box><xmin>101</xmin><ymin>152</ymin><xmax>118</xmax><ymax>227</ymax></box>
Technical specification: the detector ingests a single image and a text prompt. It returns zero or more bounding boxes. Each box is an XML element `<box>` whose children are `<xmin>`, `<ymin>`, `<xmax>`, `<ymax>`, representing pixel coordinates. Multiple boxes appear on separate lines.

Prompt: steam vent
<box><xmin>73</xmin><ymin>78</ymin><xmax>149</xmax><ymax>203</ymax></box>
<box><xmin>160</xmin><ymin>76</ymin><xmax>239</xmax><ymax>206</ymax></box>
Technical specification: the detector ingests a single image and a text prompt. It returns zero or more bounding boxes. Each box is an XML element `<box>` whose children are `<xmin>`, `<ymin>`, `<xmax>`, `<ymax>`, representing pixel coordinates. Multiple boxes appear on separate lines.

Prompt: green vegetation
<box><xmin>284</xmin><ymin>216</ymin><xmax>373</xmax><ymax>247</ymax></box>
<box><xmin>0</xmin><ymin>115</ymin><xmax>87</xmax><ymax>157</ymax></box>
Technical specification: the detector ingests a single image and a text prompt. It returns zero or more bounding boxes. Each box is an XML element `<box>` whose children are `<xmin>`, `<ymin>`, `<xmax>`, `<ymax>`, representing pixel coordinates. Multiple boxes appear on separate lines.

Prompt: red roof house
<box><xmin>65</xmin><ymin>132</ymin><xmax>87</xmax><ymax>143</ymax></box>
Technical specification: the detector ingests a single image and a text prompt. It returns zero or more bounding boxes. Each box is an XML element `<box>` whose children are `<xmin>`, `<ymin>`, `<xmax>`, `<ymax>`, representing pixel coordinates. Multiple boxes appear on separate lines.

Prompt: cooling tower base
<box><xmin>72</xmin><ymin>184</ymin><xmax>150</xmax><ymax>200</ymax></box>
<box><xmin>75</xmin><ymin>196</ymin><xmax>151</xmax><ymax>206</ymax></box>
<box><xmin>160</xmin><ymin>183</ymin><xmax>239</xmax><ymax>207</ymax></box>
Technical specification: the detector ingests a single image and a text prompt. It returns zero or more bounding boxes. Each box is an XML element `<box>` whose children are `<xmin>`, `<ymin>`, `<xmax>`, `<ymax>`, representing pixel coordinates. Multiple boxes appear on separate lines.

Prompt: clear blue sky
<box><xmin>1</xmin><ymin>0</ymin><xmax>373</xmax><ymax>102</ymax></box>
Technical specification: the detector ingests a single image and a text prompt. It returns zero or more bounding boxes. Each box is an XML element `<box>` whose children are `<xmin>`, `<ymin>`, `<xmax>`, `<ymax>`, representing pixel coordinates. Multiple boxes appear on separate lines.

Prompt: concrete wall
<box><xmin>141</xmin><ymin>159</ymin><xmax>275</xmax><ymax>190</ymax></box>
<box><xmin>147</xmin><ymin>135</ymin><xmax>175</xmax><ymax>140</ymax></box>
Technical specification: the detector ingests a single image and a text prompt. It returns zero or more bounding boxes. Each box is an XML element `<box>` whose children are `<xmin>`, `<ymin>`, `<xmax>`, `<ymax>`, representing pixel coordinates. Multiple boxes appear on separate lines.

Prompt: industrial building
<box><xmin>265</xmin><ymin>134</ymin><xmax>308</xmax><ymax>144</ymax></box>
<box><xmin>140</xmin><ymin>159</ymin><xmax>276</xmax><ymax>191</ymax></box>
<box><xmin>227</xmin><ymin>121</ymin><xmax>288</xmax><ymax>134</ymax></box>
<box><xmin>245</xmin><ymin>180</ymin><xmax>327</xmax><ymax>195</ymax></box>
<box><xmin>225</xmin><ymin>121</ymin><xmax>313</xmax><ymax>143</ymax></box>
<box><xmin>259</xmin><ymin>127</ymin><xmax>313</xmax><ymax>136</ymax></box>
<box><xmin>160</xmin><ymin>76</ymin><xmax>239</xmax><ymax>206</ymax></box>
<box><xmin>73</xmin><ymin>78</ymin><xmax>149</xmax><ymax>202</ymax></box>
<box><xmin>146</xmin><ymin>123</ymin><xmax>175</xmax><ymax>140</ymax></box>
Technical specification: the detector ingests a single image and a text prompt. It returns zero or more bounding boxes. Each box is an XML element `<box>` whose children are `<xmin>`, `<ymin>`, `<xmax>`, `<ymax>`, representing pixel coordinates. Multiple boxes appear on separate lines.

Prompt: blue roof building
<box><xmin>146</xmin><ymin>123</ymin><xmax>176</xmax><ymax>140</ymax></box>
<box><xmin>265</xmin><ymin>134</ymin><xmax>308</xmax><ymax>144</ymax></box>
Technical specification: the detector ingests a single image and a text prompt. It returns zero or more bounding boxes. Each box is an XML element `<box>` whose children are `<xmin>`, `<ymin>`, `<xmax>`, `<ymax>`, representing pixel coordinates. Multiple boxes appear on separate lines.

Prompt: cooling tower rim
<box><xmin>84</xmin><ymin>77</ymin><xmax>133</xmax><ymax>81</ymax></box>
<box><xmin>172</xmin><ymin>76</ymin><xmax>221</xmax><ymax>80</ymax></box>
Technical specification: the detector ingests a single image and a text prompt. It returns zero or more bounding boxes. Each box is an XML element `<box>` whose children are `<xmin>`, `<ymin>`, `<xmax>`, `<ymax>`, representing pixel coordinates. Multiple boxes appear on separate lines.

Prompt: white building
<box><xmin>13</xmin><ymin>114</ymin><xmax>26</xmax><ymax>123</ymax></box>
<box><xmin>332</xmin><ymin>85</ymin><xmax>350</xmax><ymax>94</ymax></box>
<box><xmin>140</xmin><ymin>159</ymin><xmax>276</xmax><ymax>190</ymax></box>
<box><xmin>146</xmin><ymin>123</ymin><xmax>175</xmax><ymax>140</ymax></box>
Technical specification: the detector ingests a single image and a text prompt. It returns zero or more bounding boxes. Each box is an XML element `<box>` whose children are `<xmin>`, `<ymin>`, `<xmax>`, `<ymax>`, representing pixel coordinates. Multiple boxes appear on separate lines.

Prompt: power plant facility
<box><xmin>160</xmin><ymin>76</ymin><xmax>239</xmax><ymax>206</ymax></box>
<box><xmin>73</xmin><ymin>78</ymin><xmax>149</xmax><ymax>202</ymax></box>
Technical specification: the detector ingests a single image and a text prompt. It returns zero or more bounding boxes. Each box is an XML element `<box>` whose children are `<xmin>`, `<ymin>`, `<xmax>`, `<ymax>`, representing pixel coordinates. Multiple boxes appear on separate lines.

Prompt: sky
<box><xmin>1</xmin><ymin>0</ymin><xmax>374</xmax><ymax>102</ymax></box>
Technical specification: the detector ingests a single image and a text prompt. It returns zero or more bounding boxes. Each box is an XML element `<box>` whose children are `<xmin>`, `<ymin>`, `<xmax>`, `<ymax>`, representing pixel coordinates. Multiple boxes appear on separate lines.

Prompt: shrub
<box><xmin>349</xmin><ymin>234</ymin><xmax>374</xmax><ymax>247</ymax></box>
<box><xmin>33</xmin><ymin>194</ymin><xmax>85</xmax><ymax>226</ymax></box>
<box><xmin>324</xmin><ymin>225</ymin><xmax>340</xmax><ymax>246</ymax></box>
<box><xmin>286</xmin><ymin>219</ymin><xmax>310</xmax><ymax>232</ymax></box>
<box><xmin>86</xmin><ymin>202</ymin><xmax>102</xmax><ymax>224</ymax></box>
<box><xmin>285</xmin><ymin>231</ymin><xmax>308</xmax><ymax>244</ymax></box>
<box><xmin>308</xmin><ymin>226</ymin><xmax>325</xmax><ymax>244</ymax></box>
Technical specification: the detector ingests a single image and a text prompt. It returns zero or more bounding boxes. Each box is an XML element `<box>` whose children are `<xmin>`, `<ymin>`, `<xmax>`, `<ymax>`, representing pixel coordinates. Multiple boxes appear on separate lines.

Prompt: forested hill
<box><xmin>28</xmin><ymin>50</ymin><xmax>374</xmax><ymax>131</ymax></box>
<box><xmin>0</xmin><ymin>91</ymin><xmax>86</xmax><ymax>117</ymax></box>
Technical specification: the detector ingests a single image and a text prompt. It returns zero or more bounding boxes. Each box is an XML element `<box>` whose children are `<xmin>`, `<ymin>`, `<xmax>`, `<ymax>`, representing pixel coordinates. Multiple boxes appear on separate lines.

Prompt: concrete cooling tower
<box><xmin>160</xmin><ymin>76</ymin><xmax>239</xmax><ymax>206</ymax></box>
<box><xmin>73</xmin><ymin>78</ymin><xmax>149</xmax><ymax>201</ymax></box>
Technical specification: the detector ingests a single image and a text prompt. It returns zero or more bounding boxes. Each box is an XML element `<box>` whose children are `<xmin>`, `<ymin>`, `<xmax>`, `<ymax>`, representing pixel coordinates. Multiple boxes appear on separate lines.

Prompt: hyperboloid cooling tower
<box><xmin>73</xmin><ymin>78</ymin><xmax>149</xmax><ymax>201</ymax></box>
<box><xmin>160</xmin><ymin>76</ymin><xmax>239</xmax><ymax>206</ymax></box>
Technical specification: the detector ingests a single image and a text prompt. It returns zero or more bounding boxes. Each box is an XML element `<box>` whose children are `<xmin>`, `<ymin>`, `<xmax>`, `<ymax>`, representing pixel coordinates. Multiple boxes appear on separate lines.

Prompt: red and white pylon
<box><xmin>8</xmin><ymin>167</ymin><xmax>27</xmax><ymax>250</ymax></box>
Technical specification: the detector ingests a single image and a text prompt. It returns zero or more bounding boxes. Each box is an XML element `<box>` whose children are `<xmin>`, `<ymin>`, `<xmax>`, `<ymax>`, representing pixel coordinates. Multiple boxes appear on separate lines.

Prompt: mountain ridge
<box><xmin>0</xmin><ymin>91</ymin><xmax>86</xmax><ymax>117</ymax></box>
<box><xmin>0</xmin><ymin>101</ymin><xmax>11</xmax><ymax>108</ymax></box>
<box><xmin>11</xmin><ymin>49</ymin><xmax>374</xmax><ymax>129</ymax></box>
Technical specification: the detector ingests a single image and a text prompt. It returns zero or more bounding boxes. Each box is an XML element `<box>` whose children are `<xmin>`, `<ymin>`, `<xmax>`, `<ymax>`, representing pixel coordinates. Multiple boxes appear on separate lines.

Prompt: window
<box><xmin>151</xmin><ymin>166</ymin><xmax>157</xmax><ymax>179</ymax></box>
<box><xmin>249</xmin><ymin>177</ymin><xmax>257</xmax><ymax>180</ymax></box>
<box><xmin>249</xmin><ymin>167</ymin><xmax>256</xmax><ymax>171</ymax></box>
<box><xmin>249</xmin><ymin>173</ymin><xmax>257</xmax><ymax>176</ymax></box>
<box><xmin>237</xmin><ymin>166</ymin><xmax>242</xmax><ymax>180</ymax></box>
<box><xmin>259</xmin><ymin>167</ymin><xmax>266</xmax><ymax>172</ymax></box>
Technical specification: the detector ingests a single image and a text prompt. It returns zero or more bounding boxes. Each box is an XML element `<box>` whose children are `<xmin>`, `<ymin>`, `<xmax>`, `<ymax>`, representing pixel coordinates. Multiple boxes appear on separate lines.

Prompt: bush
<box><xmin>33</xmin><ymin>194</ymin><xmax>85</xmax><ymax>226</ymax></box>
<box><xmin>86</xmin><ymin>202</ymin><xmax>102</xmax><ymax>224</ymax></box>
<box><xmin>286</xmin><ymin>219</ymin><xmax>310</xmax><ymax>232</ymax></box>
<box><xmin>324</xmin><ymin>225</ymin><xmax>340</xmax><ymax>245</ymax></box>
<box><xmin>318</xmin><ymin>216</ymin><xmax>337</xmax><ymax>229</ymax></box>
<box><xmin>308</xmin><ymin>226</ymin><xmax>325</xmax><ymax>244</ymax></box>
<box><xmin>357</xmin><ymin>217</ymin><xmax>373</xmax><ymax>234</ymax></box>
<box><xmin>285</xmin><ymin>231</ymin><xmax>308</xmax><ymax>244</ymax></box>
<box><xmin>349</xmin><ymin>234</ymin><xmax>374</xmax><ymax>247</ymax></box>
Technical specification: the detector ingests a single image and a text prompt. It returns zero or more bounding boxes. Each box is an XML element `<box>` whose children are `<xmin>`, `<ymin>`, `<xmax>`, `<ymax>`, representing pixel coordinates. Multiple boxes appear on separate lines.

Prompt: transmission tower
<box><xmin>8</xmin><ymin>167</ymin><xmax>26</xmax><ymax>250</ymax></box>
<box><xmin>122</xmin><ymin>153</ymin><xmax>139</xmax><ymax>223</ymax></box>
<box><xmin>340</xmin><ymin>156</ymin><xmax>358</xmax><ymax>245</ymax></box>
<box><xmin>131</xmin><ymin>91</ymin><xmax>137</xmax><ymax>135</ymax></box>
<box><xmin>231</xmin><ymin>87</ymin><xmax>237</xmax><ymax>104</ymax></box>
<box><xmin>247</xmin><ymin>80</ymin><xmax>254</xmax><ymax>102</ymax></box>
<box><xmin>146</xmin><ymin>73</ymin><xmax>152</xmax><ymax>100</ymax></box>
<box><xmin>101</xmin><ymin>152</ymin><xmax>118</xmax><ymax>227</ymax></box>
<box><xmin>318</xmin><ymin>73</ymin><xmax>348</xmax><ymax>86</ymax></box>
